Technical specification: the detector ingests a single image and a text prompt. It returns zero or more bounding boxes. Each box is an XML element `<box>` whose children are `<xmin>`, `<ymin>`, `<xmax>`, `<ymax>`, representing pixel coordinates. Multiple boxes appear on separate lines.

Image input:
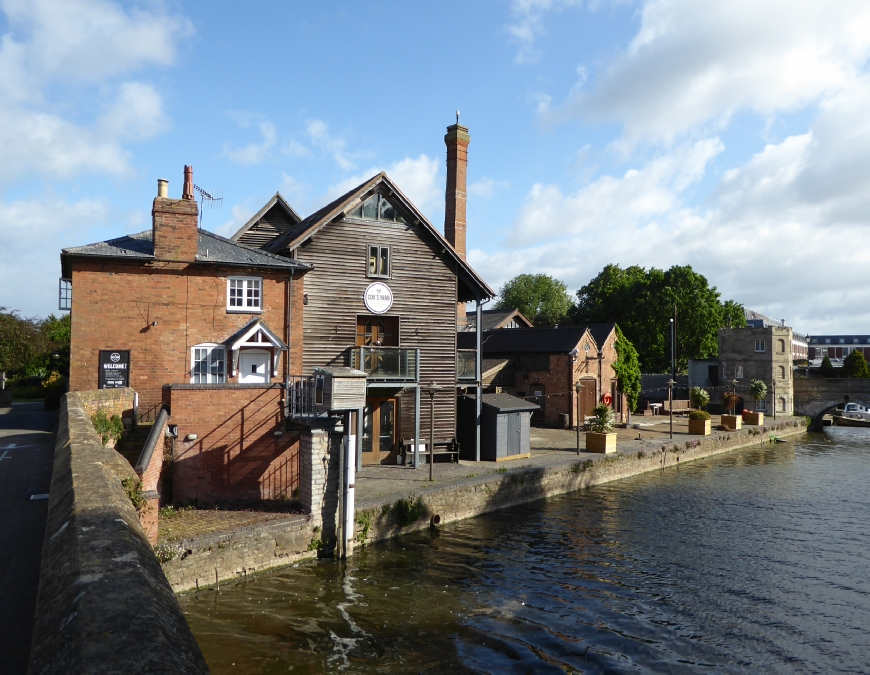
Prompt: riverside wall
<box><xmin>165</xmin><ymin>419</ymin><xmax>807</xmax><ymax>594</ymax></box>
<box><xmin>29</xmin><ymin>391</ymin><xmax>208</xmax><ymax>674</ymax></box>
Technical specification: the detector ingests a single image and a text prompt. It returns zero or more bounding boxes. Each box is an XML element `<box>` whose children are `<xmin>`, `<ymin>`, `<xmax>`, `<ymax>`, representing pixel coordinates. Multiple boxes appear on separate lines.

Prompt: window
<box><xmin>367</xmin><ymin>245</ymin><xmax>391</xmax><ymax>278</ymax></box>
<box><xmin>58</xmin><ymin>278</ymin><xmax>72</xmax><ymax>311</ymax></box>
<box><xmin>191</xmin><ymin>345</ymin><xmax>226</xmax><ymax>383</ymax></box>
<box><xmin>779</xmin><ymin>365</ymin><xmax>786</xmax><ymax>379</ymax></box>
<box><xmin>755</xmin><ymin>339</ymin><xmax>766</xmax><ymax>352</ymax></box>
<box><xmin>350</xmin><ymin>193</ymin><xmax>405</xmax><ymax>223</ymax></box>
<box><xmin>825</xmin><ymin>339</ymin><xmax>831</xmax><ymax>344</ymax></box>
<box><xmin>855</xmin><ymin>338</ymin><xmax>860</xmax><ymax>344</ymax></box>
<box><xmin>777</xmin><ymin>339</ymin><xmax>786</xmax><ymax>354</ymax></box>
<box><xmin>844</xmin><ymin>347</ymin><xmax>851</xmax><ymax>356</ymax></box>
<box><xmin>839</xmin><ymin>338</ymin><xmax>845</xmax><ymax>344</ymax></box>
<box><xmin>757</xmin><ymin>399</ymin><xmax>766</xmax><ymax>411</ymax></box>
<box><xmin>735</xmin><ymin>366</ymin><xmax>743</xmax><ymax>379</ymax></box>
<box><xmin>227</xmin><ymin>277</ymin><xmax>262</xmax><ymax>311</ymax></box>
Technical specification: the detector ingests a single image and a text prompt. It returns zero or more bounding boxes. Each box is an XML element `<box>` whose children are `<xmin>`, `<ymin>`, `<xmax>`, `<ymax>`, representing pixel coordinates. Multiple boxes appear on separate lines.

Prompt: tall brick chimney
<box><xmin>445</xmin><ymin>118</ymin><xmax>470</xmax><ymax>326</ymax></box>
<box><xmin>152</xmin><ymin>165</ymin><xmax>199</xmax><ymax>261</ymax></box>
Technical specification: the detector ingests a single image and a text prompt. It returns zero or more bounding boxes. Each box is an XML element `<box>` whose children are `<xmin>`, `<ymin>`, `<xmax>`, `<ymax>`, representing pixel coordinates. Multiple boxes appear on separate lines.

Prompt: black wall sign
<box><xmin>99</xmin><ymin>350</ymin><xmax>130</xmax><ymax>389</ymax></box>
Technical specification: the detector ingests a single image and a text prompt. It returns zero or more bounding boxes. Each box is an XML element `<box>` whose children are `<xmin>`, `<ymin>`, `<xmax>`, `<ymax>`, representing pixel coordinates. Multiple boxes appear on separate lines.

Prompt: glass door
<box><xmin>360</xmin><ymin>398</ymin><xmax>397</xmax><ymax>465</ymax></box>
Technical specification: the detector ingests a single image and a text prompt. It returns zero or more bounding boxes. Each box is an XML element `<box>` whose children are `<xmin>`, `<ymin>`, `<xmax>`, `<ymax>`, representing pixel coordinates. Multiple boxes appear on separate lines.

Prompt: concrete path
<box><xmin>0</xmin><ymin>402</ymin><xmax>57</xmax><ymax>675</ymax></box>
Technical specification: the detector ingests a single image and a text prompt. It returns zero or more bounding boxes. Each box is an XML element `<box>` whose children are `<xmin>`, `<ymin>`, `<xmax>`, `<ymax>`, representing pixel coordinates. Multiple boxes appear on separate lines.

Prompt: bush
<box><xmin>91</xmin><ymin>408</ymin><xmax>124</xmax><ymax>447</ymax></box>
<box><xmin>588</xmin><ymin>403</ymin><xmax>615</xmax><ymax>433</ymax></box>
<box><xmin>688</xmin><ymin>410</ymin><xmax>711</xmax><ymax>420</ymax></box>
<box><xmin>42</xmin><ymin>371</ymin><xmax>67</xmax><ymax>409</ymax></box>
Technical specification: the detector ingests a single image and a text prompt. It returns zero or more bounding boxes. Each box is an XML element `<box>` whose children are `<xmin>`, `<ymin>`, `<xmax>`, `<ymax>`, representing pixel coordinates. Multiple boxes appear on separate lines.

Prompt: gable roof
<box><xmin>256</xmin><ymin>172</ymin><xmax>494</xmax><ymax>301</ymax></box>
<box><xmin>459</xmin><ymin>323</ymin><xmax>617</xmax><ymax>354</ymax></box>
<box><xmin>464</xmin><ymin>308</ymin><xmax>534</xmax><ymax>331</ymax></box>
<box><xmin>231</xmin><ymin>192</ymin><xmax>301</xmax><ymax>249</ymax></box>
<box><xmin>61</xmin><ymin>228</ymin><xmax>310</xmax><ymax>277</ymax></box>
<box><xmin>225</xmin><ymin>318</ymin><xmax>288</xmax><ymax>351</ymax></box>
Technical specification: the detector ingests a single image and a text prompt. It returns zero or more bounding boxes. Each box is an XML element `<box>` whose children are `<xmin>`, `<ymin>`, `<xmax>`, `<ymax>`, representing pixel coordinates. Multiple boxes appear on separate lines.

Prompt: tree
<box><xmin>611</xmin><ymin>326</ymin><xmax>641</xmax><ymax>415</ymax></box>
<box><xmin>0</xmin><ymin>308</ymin><xmax>46</xmax><ymax>379</ymax></box>
<box><xmin>572</xmin><ymin>264</ymin><xmax>745</xmax><ymax>373</ymax></box>
<box><xmin>748</xmin><ymin>379</ymin><xmax>768</xmax><ymax>412</ymax></box>
<box><xmin>843</xmin><ymin>350</ymin><xmax>870</xmax><ymax>378</ymax></box>
<box><xmin>820</xmin><ymin>355</ymin><xmax>836</xmax><ymax>378</ymax></box>
<box><xmin>39</xmin><ymin>314</ymin><xmax>71</xmax><ymax>378</ymax></box>
<box><xmin>495</xmin><ymin>274</ymin><xmax>574</xmax><ymax>326</ymax></box>
<box><xmin>690</xmin><ymin>386</ymin><xmax>710</xmax><ymax>410</ymax></box>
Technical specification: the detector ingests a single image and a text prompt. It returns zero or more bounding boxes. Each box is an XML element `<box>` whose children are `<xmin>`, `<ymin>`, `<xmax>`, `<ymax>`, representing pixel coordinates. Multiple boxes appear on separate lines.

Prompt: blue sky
<box><xmin>2</xmin><ymin>0</ymin><xmax>870</xmax><ymax>334</ymax></box>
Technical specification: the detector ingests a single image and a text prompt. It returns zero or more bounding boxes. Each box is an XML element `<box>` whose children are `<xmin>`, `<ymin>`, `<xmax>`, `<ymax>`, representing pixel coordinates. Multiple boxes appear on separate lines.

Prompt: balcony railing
<box><xmin>457</xmin><ymin>349</ymin><xmax>477</xmax><ymax>382</ymax></box>
<box><xmin>349</xmin><ymin>347</ymin><xmax>419</xmax><ymax>382</ymax></box>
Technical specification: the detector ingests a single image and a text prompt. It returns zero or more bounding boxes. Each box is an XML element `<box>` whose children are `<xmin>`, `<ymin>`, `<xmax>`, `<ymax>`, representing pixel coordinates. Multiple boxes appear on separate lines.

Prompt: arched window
<box><xmin>777</xmin><ymin>339</ymin><xmax>786</xmax><ymax>354</ymax></box>
<box><xmin>778</xmin><ymin>365</ymin><xmax>786</xmax><ymax>379</ymax></box>
<box><xmin>778</xmin><ymin>397</ymin><xmax>786</xmax><ymax>412</ymax></box>
<box><xmin>755</xmin><ymin>339</ymin><xmax>766</xmax><ymax>352</ymax></box>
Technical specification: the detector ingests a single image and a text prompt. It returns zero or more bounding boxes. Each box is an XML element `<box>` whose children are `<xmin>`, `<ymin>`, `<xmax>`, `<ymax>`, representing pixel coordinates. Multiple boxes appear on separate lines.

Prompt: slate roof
<box><xmin>253</xmin><ymin>172</ymin><xmax>494</xmax><ymax>300</ymax></box>
<box><xmin>464</xmin><ymin>308</ymin><xmax>534</xmax><ymax>331</ymax></box>
<box><xmin>479</xmin><ymin>392</ymin><xmax>539</xmax><ymax>412</ymax></box>
<box><xmin>459</xmin><ymin>324</ymin><xmax>617</xmax><ymax>354</ymax></box>
<box><xmin>61</xmin><ymin>228</ymin><xmax>310</xmax><ymax>276</ymax></box>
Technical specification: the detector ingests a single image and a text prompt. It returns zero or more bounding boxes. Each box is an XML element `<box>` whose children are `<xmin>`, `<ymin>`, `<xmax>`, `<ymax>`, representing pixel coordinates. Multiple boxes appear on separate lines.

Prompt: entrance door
<box><xmin>577</xmin><ymin>379</ymin><xmax>596</xmax><ymax>422</ymax></box>
<box><xmin>530</xmin><ymin>385</ymin><xmax>546</xmax><ymax>426</ymax></box>
<box><xmin>239</xmin><ymin>350</ymin><xmax>270</xmax><ymax>383</ymax></box>
<box><xmin>506</xmin><ymin>412</ymin><xmax>522</xmax><ymax>456</ymax></box>
<box><xmin>356</xmin><ymin>316</ymin><xmax>399</xmax><ymax>347</ymax></box>
<box><xmin>361</xmin><ymin>398</ymin><xmax>396</xmax><ymax>465</ymax></box>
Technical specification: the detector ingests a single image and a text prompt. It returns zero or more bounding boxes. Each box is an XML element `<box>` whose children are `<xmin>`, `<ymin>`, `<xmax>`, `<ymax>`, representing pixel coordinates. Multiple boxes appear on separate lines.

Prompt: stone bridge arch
<box><xmin>793</xmin><ymin>379</ymin><xmax>870</xmax><ymax>429</ymax></box>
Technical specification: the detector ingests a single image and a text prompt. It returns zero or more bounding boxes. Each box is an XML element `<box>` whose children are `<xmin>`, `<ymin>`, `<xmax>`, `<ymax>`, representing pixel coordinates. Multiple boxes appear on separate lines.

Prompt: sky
<box><xmin>1</xmin><ymin>0</ymin><xmax>869</xmax><ymax>335</ymax></box>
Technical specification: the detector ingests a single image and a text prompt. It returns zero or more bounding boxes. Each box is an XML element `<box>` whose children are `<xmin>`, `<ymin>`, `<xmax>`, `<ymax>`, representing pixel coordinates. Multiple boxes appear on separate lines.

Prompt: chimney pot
<box><xmin>183</xmin><ymin>165</ymin><xmax>194</xmax><ymax>201</ymax></box>
<box><xmin>157</xmin><ymin>179</ymin><xmax>168</xmax><ymax>198</ymax></box>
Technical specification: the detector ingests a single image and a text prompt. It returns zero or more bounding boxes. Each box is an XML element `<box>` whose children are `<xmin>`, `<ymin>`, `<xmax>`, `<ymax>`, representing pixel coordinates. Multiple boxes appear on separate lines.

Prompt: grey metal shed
<box><xmin>458</xmin><ymin>393</ymin><xmax>538</xmax><ymax>461</ymax></box>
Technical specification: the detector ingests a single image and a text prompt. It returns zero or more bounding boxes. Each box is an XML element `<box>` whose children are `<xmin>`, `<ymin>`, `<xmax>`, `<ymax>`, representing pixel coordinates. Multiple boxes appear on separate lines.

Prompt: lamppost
<box><xmin>772</xmin><ymin>376</ymin><xmax>777</xmax><ymax>421</ymax></box>
<box><xmin>667</xmin><ymin>378</ymin><xmax>675</xmax><ymax>439</ymax></box>
<box><xmin>427</xmin><ymin>381</ymin><xmax>440</xmax><ymax>482</ymax></box>
<box><xmin>575</xmin><ymin>380</ymin><xmax>582</xmax><ymax>455</ymax></box>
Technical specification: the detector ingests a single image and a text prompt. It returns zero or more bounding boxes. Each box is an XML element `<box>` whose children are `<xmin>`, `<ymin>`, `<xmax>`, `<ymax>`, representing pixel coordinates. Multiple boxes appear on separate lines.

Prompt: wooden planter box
<box><xmin>586</xmin><ymin>432</ymin><xmax>617</xmax><ymax>454</ymax></box>
<box><xmin>744</xmin><ymin>412</ymin><xmax>764</xmax><ymax>425</ymax></box>
<box><xmin>688</xmin><ymin>418</ymin><xmax>711</xmax><ymax>435</ymax></box>
<box><xmin>721</xmin><ymin>414</ymin><xmax>742</xmax><ymax>430</ymax></box>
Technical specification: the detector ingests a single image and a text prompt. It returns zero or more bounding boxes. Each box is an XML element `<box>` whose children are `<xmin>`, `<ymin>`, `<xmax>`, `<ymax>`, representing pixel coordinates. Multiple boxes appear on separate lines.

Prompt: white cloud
<box><xmin>555</xmin><ymin>0</ymin><xmax>870</xmax><ymax>145</ymax></box>
<box><xmin>222</xmin><ymin>118</ymin><xmax>277</xmax><ymax>165</ymax></box>
<box><xmin>307</xmin><ymin>119</ymin><xmax>354</xmax><ymax>170</ymax></box>
<box><xmin>0</xmin><ymin>195</ymin><xmax>111</xmax><ymax>316</ymax></box>
<box><xmin>469</xmin><ymin>178</ymin><xmax>510</xmax><ymax>199</ymax></box>
<box><xmin>213</xmin><ymin>203</ymin><xmax>255</xmax><ymax>239</ymax></box>
<box><xmin>283</xmin><ymin>139</ymin><xmax>312</xmax><ymax>158</ymax></box>
<box><xmin>325</xmin><ymin>155</ymin><xmax>441</xmax><ymax>213</ymax></box>
<box><xmin>0</xmin><ymin>0</ymin><xmax>189</xmax><ymax>179</ymax></box>
<box><xmin>508</xmin><ymin>0</ymin><xmax>584</xmax><ymax>64</ymax></box>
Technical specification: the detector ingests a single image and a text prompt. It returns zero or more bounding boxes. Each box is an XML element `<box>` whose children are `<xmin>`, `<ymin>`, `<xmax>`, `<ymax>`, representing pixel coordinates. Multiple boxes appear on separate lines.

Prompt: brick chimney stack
<box><xmin>444</xmin><ymin>121</ymin><xmax>470</xmax><ymax>261</ymax></box>
<box><xmin>152</xmin><ymin>165</ymin><xmax>199</xmax><ymax>261</ymax></box>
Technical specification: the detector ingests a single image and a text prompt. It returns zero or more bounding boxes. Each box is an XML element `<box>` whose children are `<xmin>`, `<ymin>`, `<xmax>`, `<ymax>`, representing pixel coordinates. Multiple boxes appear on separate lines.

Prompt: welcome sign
<box><xmin>99</xmin><ymin>350</ymin><xmax>130</xmax><ymax>389</ymax></box>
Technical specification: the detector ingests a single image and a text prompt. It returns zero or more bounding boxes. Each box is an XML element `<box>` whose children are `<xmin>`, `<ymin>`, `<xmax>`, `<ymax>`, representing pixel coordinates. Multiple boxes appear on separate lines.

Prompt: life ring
<box><xmin>602</xmin><ymin>393</ymin><xmax>613</xmax><ymax>406</ymax></box>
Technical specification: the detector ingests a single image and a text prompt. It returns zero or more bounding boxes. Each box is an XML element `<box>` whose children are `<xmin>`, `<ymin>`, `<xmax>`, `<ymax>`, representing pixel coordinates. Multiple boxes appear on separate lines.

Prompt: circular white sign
<box><xmin>363</xmin><ymin>282</ymin><xmax>393</xmax><ymax>314</ymax></box>
<box><xmin>110</xmin><ymin>352</ymin><xmax>121</xmax><ymax>362</ymax></box>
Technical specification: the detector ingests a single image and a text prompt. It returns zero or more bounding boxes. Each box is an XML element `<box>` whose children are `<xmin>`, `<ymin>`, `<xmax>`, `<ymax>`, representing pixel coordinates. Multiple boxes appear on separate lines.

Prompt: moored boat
<box><xmin>833</xmin><ymin>403</ymin><xmax>870</xmax><ymax>427</ymax></box>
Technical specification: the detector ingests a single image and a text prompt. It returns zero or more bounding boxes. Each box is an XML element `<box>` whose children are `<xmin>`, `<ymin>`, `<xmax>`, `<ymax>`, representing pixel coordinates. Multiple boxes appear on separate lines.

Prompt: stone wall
<box><xmin>793</xmin><ymin>377</ymin><xmax>870</xmax><ymax>414</ymax></box>
<box><xmin>29</xmin><ymin>390</ymin><xmax>208</xmax><ymax>674</ymax></box>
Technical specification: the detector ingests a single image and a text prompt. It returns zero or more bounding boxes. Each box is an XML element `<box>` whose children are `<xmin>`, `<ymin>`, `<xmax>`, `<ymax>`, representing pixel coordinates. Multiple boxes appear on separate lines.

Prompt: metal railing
<box><xmin>457</xmin><ymin>349</ymin><xmax>477</xmax><ymax>382</ymax></box>
<box><xmin>349</xmin><ymin>347</ymin><xmax>419</xmax><ymax>382</ymax></box>
<box><xmin>287</xmin><ymin>375</ymin><xmax>316</xmax><ymax>419</ymax></box>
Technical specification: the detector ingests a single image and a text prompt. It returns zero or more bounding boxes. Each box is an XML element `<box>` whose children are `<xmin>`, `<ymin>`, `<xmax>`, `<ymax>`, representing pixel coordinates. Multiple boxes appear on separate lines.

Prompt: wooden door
<box><xmin>506</xmin><ymin>413</ymin><xmax>521</xmax><ymax>456</ymax></box>
<box><xmin>577</xmin><ymin>379</ymin><xmax>596</xmax><ymax>422</ymax></box>
<box><xmin>356</xmin><ymin>316</ymin><xmax>399</xmax><ymax>347</ymax></box>
<box><xmin>361</xmin><ymin>398</ymin><xmax>397</xmax><ymax>465</ymax></box>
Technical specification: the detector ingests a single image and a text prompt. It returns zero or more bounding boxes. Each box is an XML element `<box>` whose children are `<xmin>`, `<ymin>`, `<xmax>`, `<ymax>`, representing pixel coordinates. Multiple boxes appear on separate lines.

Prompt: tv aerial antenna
<box><xmin>194</xmin><ymin>184</ymin><xmax>223</xmax><ymax>228</ymax></box>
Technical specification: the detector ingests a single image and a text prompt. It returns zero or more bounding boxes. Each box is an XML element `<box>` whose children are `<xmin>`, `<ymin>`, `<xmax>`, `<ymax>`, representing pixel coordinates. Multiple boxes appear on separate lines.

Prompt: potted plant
<box><xmin>690</xmin><ymin>386</ymin><xmax>710</xmax><ymax>411</ymax></box>
<box><xmin>585</xmin><ymin>403</ymin><xmax>617</xmax><ymax>453</ymax></box>
<box><xmin>745</xmin><ymin>379</ymin><xmax>767</xmax><ymax>425</ymax></box>
<box><xmin>721</xmin><ymin>389</ymin><xmax>742</xmax><ymax>430</ymax></box>
<box><xmin>688</xmin><ymin>410</ymin><xmax>711</xmax><ymax>435</ymax></box>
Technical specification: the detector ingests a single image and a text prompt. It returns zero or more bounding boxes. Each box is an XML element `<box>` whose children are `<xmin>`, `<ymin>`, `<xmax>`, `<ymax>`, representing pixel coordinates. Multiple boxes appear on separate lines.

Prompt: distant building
<box><xmin>743</xmin><ymin>309</ymin><xmax>807</xmax><ymax>362</ymax></box>
<box><xmin>807</xmin><ymin>335</ymin><xmax>870</xmax><ymax>364</ymax></box>
<box><xmin>718</xmin><ymin>325</ymin><xmax>793</xmax><ymax>414</ymax></box>
<box><xmin>463</xmin><ymin>308</ymin><xmax>533</xmax><ymax>331</ymax></box>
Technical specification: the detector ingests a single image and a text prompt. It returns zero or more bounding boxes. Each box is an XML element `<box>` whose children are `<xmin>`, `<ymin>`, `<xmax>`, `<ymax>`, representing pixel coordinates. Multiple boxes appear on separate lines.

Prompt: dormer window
<box><xmin>368</xmin><ymin>245</ymin><xmax>391</xmax><ymax>278</ymax></box>
<box><xmin>351</xmin><ymin>193</ymin><xmax>405</xmax><ymax>223</ymax></box>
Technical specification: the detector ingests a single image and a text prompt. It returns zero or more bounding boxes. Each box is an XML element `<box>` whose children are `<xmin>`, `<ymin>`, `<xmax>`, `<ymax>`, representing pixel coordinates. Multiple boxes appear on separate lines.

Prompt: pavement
<box><xmin>0</xmin><ymin>402</ymin><xmax>57</xmax><ymax>675</ymax></box>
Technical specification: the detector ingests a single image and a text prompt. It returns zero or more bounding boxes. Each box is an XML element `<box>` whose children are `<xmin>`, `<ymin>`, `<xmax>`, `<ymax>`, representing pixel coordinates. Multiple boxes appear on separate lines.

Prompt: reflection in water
<box><xmin>181</xmin><ymin>428</ymin><xmax>870</xmax><ymax>673</ymax></box>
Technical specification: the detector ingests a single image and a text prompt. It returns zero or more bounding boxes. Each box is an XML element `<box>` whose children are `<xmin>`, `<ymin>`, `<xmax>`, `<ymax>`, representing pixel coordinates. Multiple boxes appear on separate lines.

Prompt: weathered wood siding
<box><xmin>289</xmin><ymin>216</ymin><xmax>459</xmax><ymax>441</ymax></box>
<box><xmin>237</xmin><ymin>206</ymin><xmax>298</xmax><ymax>250</ymax></box>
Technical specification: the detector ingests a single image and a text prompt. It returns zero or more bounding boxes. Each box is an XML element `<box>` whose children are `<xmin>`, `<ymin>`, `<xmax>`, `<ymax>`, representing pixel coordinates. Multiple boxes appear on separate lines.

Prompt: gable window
<box><xmin>227</xmin><ymin>277</ymin><xmax>262</xmax><ymax>311</ymax></box>
<box><xmin>191</xmin><ymin>345</ymin><xmax>226</xmax><ymax>383</ymax></box>
<box><xmin>350</xmin><ymin>193</ymin><xmax>405</xmax><ymax>223</ymax></box>
<box><xmin>368</xmin><ymin>245</ymin><xmax>391</xmax><ymax>277</ymax></box>
<box><xmin>755</xmin><ymin>339</ymin><xmax>766</xmax><ymax>352</ymax></box>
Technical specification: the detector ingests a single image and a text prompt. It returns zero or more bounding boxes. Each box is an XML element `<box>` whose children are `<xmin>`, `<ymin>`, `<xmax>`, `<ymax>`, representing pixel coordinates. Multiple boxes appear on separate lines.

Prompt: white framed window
<box><xmin>755</xmin><ymin>339</ymin><xmax>766</xmax><ymax>352</ymax></box>
<box><xmin>58</xmin><ymin>278</ymin><xmax>72</xmax><ymax>311</ymax></box>
<box><xmin>367</xmin><ymin>245</ymin><xmax>391</xmax><ymax>278</ymax></box>
<box><xmin>839</xmin><ymin>338</ymin><xmax>845</xmax><ymax>344</ymax></box>
<box><xmin>227</xmin><ymin>277</ymin><xmax>262</xmax><ymax>311</ymax></box>
<box><xmin>757</xmin><ymin>399</ymin><xmax>766</xmax><ymax>411</ymax></box>
<box><xmin>825</xmin><ymin>338</ymin><xmax>831</xmax><ymax>344</ymax></box>
<box><xmin>191</xmin><ymin>345</ymin><xmax>226</xmax><ymax>383</ymax></box>
<box><xmin>735</xmin><ymin>365</ymin><xmax>743</xmax><ymax>379</ymax></box>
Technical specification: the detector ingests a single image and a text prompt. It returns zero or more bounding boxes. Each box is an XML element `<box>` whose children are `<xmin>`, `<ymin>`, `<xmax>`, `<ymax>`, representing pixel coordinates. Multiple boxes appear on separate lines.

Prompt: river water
<box><xmin>180</xmin><ymin>428</ymin><xmax>870</xmax><ymax>674</ymax></box>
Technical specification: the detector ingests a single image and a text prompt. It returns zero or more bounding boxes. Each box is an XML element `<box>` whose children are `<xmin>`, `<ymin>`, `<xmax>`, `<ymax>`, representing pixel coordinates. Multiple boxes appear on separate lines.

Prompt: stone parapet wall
<box><xmin>29</xmin><ymin>390</ymin><xmax>208</xmax><ymax>674</ymax></box>
<box><xmin>73</xmin><ymin>386</ymin><xmax>135</xmax><ymax>421</ymax></box>
<box><xmin>794</xmin><ymin>377</ymin><xmax>870</xmax><ymax>413</ymax></box>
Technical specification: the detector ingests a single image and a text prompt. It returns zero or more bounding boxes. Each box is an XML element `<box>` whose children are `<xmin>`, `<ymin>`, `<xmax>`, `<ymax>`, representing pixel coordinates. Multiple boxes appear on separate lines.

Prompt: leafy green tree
<box><xmin>495</xmin><ymin>274</ymin><xmax>574</xmax><ymax>326</ymax></box>
<box><xmin>572</xmin><ymin>264</ymin><xmax>744</xmax><ymax>373</ymax></box>
<box><xmin>748</xmin><ymin>379</ymin><xmax>768</xmax><ymax>411</ymax></box>
<box><xmin>40</xmin><ymin>314</ymin><xmax>71</xmax><ymax>378</ymax></box>
<box><xmin>0</xmin><ymin>308</ymin><xmax>46</xmax><ymax>379</ymax></box>
<box><xmin>819</xmin><ymin>355</ymin><xmax>836</xmax><ymax>378</ymax></box>
<box><xmin>843</xmin><ymin>350</ymin><xmax>870</xmax><ymax>378</ymax></box>
<box><xmin>690</xmin><ymin>386</ymin><xmax>710</xmax><ymax>410</ymax></box>
<box><xmin>611</xmin><ymin>326</ymin><xmax>641</xmax><ymax>414</ymax></box>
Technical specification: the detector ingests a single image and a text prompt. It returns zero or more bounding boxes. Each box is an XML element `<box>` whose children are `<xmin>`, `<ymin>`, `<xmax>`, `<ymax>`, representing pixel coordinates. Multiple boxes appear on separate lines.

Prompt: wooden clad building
<box><xmin>234</xmin><ymin>165</ymin><xmax>493</xmax><ymax>465</ymax></box>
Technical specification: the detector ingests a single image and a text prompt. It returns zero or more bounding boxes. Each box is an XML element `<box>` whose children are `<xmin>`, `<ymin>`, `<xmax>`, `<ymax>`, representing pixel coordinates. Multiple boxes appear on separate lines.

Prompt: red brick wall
<box><xmin>152</xmin><ymin>198</ymin><xmax>198</xmax><ymax>261</ymax></box>
<box><xmin>68</xmin><ymin>261</ymin><xmax>304</xmax><ymax>419</ymax></box>
<box><xmin>166</xmin><ymin>385</ymin><xmax>300</xmax><ymax>504</ymax></box>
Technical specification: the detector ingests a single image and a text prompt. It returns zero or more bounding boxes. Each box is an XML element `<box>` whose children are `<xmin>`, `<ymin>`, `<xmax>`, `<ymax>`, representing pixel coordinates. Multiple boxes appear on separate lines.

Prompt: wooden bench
<box><xmin>400</xmin><ymin>437</ymin><xmax>460</xmax><ymax>465</ymax></box>
<box><xmin>662</xmin><ymin>399</ymin><xmax>692</xmax><ymax>414</ymax></box>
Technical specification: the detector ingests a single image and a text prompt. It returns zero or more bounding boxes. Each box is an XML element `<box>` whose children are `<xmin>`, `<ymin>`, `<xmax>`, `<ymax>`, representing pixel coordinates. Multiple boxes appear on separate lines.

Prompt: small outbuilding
<box><xmin>458</xmin><ymin>393</ymin><xmax>538</xmax><ymax>462</ymax></box>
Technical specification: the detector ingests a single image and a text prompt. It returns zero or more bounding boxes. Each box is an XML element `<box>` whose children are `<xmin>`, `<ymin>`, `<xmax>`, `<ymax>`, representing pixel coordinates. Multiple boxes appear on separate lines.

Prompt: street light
<box><xmin>427</xmin><ymin>381</ymin><xmax>440</xmax><ymax>482</ymax></box>
<box><xmin>574</xmin><ymin>380</ymin><xmax>582</xmax><ymax>455</ymax></box>
<box><xmin>667</xmin><ymin>378</ymin><xmax>676</xmax><ymax>439</ymax></box>
<box><xmin>772</xmin><ymin>376</ymin><xmax>777</xmax><ymax>421</ymax></box>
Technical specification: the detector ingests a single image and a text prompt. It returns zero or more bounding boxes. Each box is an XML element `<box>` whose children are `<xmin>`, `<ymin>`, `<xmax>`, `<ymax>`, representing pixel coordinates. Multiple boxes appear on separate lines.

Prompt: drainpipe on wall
<box><xmin>284</xmin><ymin>273</ymin><xmax>293</xmax><ymax>419</ymax></box>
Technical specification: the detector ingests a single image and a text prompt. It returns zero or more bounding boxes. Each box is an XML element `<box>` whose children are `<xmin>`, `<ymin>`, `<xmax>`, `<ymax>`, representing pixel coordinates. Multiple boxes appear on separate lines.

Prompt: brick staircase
<box><xmin>117</xmin><ymin>422</ymin><xmax>154</xmax><ymax>469</ymax></box>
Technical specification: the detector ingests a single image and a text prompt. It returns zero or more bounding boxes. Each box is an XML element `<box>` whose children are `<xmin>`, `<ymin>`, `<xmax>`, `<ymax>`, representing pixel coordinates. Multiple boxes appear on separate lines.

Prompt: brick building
<box><xmin>718</xmin><ymin>325</ymin><xmax>794</xmax><ymax>414</ymax></box>
<box><xmin>61</xmin><ymin>168</ymin><xmax>310</xmax><ymax>502</ymax></box>
<box><xmin>458</xmin><ymin>324</ymin><xmax>624</xmax><ymax>427</ymax></box>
